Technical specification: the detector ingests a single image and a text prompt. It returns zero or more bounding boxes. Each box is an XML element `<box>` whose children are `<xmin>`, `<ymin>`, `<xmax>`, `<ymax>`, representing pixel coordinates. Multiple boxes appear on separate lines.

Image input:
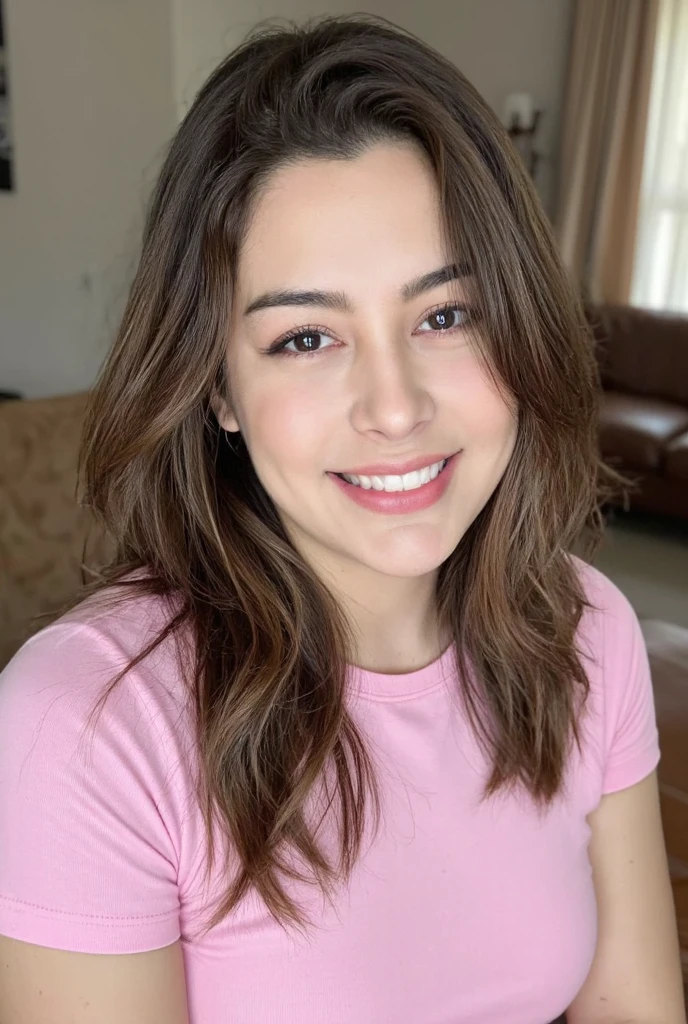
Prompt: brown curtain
<box><xmin>554</xmin><ymin>0</ymin><xmax>660</xmax><ymax>305</ymax></box>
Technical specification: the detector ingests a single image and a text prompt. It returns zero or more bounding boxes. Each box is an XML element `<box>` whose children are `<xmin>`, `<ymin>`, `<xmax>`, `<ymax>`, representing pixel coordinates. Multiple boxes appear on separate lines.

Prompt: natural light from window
<box><xmin>631</xmin><ymin>0</ymin><xmax>688</xmax><ymax>313</ymax></box>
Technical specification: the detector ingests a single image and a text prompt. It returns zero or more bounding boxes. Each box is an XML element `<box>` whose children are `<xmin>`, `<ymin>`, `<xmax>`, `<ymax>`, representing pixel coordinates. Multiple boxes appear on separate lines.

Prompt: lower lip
<box><xmin>327</xmin><ymin>452</ymin><xmax>461</xmax><ymax>515</ymax></box>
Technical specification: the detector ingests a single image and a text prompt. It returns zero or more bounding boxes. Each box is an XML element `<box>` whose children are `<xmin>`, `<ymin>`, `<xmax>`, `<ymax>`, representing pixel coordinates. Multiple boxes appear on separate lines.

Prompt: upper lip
<box><xmin>333</xmin><ymin>452</ymin><xmax>458</xmax><ymax>476</ymax></box>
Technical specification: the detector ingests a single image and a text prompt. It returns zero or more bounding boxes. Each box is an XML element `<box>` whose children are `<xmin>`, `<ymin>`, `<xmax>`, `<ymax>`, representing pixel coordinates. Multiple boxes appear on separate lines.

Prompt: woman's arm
<box><xmin>567</xmin><ymin>770</ymin><xmax>685</xmax><ymax>1023</ymax></box>
<box><xmin>0</xmin><ymin>936</ymin><xmax>190</xmax><ymax>1024</ymax></box>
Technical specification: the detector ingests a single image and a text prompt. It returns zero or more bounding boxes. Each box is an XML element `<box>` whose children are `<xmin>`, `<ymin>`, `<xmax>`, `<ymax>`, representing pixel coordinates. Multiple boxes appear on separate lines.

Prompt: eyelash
<box><xmin>262</xmin><ymin>303</ymin><xmax>476</xmax><ymax>358</ymax></box>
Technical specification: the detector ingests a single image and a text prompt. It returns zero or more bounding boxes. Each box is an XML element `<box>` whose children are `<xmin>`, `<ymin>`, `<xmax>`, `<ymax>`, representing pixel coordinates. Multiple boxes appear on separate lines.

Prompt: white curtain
<box><xmin>630</xmin><ymin>0</ymin><xmax>688</xmax><ymax>312</ymax></box>
<box><xmin>554</xmin><ymin>0</ymin><xmax>659</xmax><ymax>304</ymax></box>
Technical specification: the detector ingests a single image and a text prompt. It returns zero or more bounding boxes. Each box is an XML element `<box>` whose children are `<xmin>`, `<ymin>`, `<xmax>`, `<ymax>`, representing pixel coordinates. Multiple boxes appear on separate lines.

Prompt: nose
<box><xmin>349</xmin><ymin>335</ymin><xmax>435</xmax><ymax>442</ymax></box>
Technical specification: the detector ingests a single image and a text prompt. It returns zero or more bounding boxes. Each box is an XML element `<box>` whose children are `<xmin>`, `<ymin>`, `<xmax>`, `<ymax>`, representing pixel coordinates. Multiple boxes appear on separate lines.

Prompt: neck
<box><xmin>313</xmin><ymin>556</ymin><xmax>448</xmax><ymax>674</ymax></box>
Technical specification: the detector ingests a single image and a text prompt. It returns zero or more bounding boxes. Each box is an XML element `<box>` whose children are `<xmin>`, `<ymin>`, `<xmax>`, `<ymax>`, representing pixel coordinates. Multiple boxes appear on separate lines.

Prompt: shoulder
<box><xmin>0</xmin><ymin>585</ymin><xmax>194</xmax><ymax>790</ymax></box>
<box><xmin>569</xmin><ymin>552</ymin><xmax>633</xmax><ymax>617</ymax></box>
<box><xmin>567</xmin><ymin>555</ymin><xmax>660</xmax><ymax>795</ymax></box>
<box><xmin>568</xmin><ymin>553</ymin><xmax>645</xmax><ymax>671</ymax></box>
<box><xmin>0</xmin><ymin>586</ymin><xmax>190</xmax><ymax>953</ymax></box>
<box><xmin>1</xmin><ymin>583</ymin><xmax>190</xmax><ymax>706</ymax></box>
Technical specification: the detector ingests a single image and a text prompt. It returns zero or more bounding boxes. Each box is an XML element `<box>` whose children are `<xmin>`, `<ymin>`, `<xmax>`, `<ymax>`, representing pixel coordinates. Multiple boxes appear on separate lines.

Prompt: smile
<box><xmin>328</xmin><ymin>451</ymin><xmax>461</xmax><ymax>516</ymax></box>
<box><xmin>336</xmin><ymin>458</ymin><xmax>448</xmax><ymax>492</ymax></box>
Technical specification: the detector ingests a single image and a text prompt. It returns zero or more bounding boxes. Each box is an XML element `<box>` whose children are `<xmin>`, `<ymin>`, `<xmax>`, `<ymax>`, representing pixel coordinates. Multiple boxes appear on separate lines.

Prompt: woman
<box><xmin>0</xmin><ymin>14</ymin><xmax>684</xmax><ymax>1024</ymax></box>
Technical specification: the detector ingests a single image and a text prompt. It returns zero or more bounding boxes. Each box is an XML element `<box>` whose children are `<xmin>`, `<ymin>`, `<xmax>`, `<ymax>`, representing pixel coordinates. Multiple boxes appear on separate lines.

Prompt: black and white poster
<box><xmin>0</xmin><ymin>0</ymin><xmax>13</xmax><ymax>191</ymax></box>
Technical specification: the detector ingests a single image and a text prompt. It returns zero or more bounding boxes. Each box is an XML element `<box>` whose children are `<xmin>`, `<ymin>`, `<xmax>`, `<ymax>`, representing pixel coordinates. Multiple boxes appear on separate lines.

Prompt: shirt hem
<box><xmin>601</xmin><ymin>744</ymin><xmax>661</xmax><ymax>796</ymax></box>
<box><xmin>0</xmin><ymin>897</ymin><xmax>180</xmax><ymax>954</ymax></box>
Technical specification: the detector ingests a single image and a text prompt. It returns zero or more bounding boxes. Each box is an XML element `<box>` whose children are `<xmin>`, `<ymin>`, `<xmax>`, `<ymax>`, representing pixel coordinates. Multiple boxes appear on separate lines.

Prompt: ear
<box><xmin>211</xmin><ymin>391</ymin><xmax>240</xmax><ymax>434</ymax></box>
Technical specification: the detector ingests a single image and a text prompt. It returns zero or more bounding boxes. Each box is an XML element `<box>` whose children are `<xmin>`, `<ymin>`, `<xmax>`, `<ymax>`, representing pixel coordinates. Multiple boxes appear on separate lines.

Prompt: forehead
<box><xmin>237</xmin><ymin>143</ymin><xmax>446</xmax><ymax>294</ymax></box>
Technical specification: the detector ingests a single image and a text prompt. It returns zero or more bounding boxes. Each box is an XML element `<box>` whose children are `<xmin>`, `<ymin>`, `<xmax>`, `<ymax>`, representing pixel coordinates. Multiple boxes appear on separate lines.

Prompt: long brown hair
<box><xmin>76</xmin><ymin>14</ymin><xmax>626</xmax><ymax>934</ymax></box>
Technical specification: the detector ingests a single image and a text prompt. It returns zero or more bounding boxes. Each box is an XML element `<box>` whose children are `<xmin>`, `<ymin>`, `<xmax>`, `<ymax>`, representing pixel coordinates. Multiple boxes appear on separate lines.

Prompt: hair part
<box><xmin>74</xmin><ymin>13</ymin><xmax>629</xmax><ymax>935</ymax></box>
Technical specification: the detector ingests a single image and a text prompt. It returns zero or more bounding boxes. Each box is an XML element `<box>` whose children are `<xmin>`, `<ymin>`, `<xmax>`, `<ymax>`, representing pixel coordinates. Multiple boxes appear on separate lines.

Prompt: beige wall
<box><xmin>0</xmin><ymin>0</ymin><xmax>176</xmax><ymax>398</ymax></box>
<box><xmin>172</xmin><ymin>0</ymin><xmax>573</xmax><ymax>214</ymax></box>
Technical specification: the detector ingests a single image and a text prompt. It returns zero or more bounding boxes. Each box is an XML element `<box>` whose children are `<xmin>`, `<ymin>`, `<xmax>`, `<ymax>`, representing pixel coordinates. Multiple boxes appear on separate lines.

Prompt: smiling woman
<box><xmin>212</xmin><ymin>142</ymin><xmax>516</xmax><ymax>587</ymax></box>
<box><xmin>0</xmin><ymin>12</ymin><xmax>684</xmax><ymax>1024</ymax></box>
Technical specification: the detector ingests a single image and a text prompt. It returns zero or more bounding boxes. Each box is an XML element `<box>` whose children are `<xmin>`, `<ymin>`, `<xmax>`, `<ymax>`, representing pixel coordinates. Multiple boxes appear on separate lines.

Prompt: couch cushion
<box><xmin>590</xmin><ymin>304</ymin><xmax>688</xmax><ymax>406</ymax></box>
<box><xmin>599</xmin><ymin>390</ymin><xmax>688</xmax><ymax>470</ymax></box>
<box><xmin>666</xmin><ymin>432</ymin><xmax>688</xmax><ymax>483</ymax></box>
<box><xmin>0</xmin><ymin>392</ymin><xmax>114</xmax><ymax>668</ymax></box>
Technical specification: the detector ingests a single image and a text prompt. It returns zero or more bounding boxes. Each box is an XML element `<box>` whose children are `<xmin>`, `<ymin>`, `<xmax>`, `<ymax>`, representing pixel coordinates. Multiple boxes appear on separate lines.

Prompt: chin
<box><xmin>354</xmin><ymin>536</ymin><xmax>459</xmax><ymax>580</ymax></box>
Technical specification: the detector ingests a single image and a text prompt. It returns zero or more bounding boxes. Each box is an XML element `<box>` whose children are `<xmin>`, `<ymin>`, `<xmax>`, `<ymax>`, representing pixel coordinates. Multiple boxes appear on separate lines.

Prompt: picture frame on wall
<box><xmin>0</xmin><ymin>0</ymin><xmax>13</xmax><ymax>191</ymax></box>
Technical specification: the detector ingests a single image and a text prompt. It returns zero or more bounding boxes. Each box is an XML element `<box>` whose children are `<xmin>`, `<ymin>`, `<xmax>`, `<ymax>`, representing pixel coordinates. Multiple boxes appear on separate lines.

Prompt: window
<box><xmin>631</xmin><ymin>0</ymin><xmax>688</xmax><ymax>312</ymax></box>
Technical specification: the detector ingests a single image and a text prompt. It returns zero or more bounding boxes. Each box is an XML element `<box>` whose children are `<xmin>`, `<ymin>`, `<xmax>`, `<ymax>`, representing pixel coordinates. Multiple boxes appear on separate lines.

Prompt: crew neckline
<box><xmin>347</xmin><ymin>643</ymin><xmax>457</xmax><ymax>701</ymax></box>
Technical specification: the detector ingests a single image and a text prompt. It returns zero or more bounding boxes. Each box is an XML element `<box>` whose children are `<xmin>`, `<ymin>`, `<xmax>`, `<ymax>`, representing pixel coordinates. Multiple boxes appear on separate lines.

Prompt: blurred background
<box><xmin>0</xmin><ymin>0</ymin><xmax>687</xmax><ymax>998</ymax></box>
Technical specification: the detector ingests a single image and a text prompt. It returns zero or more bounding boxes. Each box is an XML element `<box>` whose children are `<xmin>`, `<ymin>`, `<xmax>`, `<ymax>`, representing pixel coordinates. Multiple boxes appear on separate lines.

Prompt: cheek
<box><xmin>442</xmin><ymin>357</ymin><xmax>517</xmax><ymax>451</ymax></box>
<box><xmin>474</xmin><ymin>393</ymin><xmax>518</xmax><ymax>452</ymax></box>
<box><xmin>240</xmin><ymin>375</ymin><xmax>333</xmax><ymax>473</ymax></box>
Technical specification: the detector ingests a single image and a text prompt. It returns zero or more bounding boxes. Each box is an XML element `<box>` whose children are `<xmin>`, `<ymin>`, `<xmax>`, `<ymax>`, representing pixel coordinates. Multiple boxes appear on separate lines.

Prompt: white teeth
<box><xmin>341</xmin><ymin>459</ymin><xmax>448</xmax><ymax>492</ymax></box>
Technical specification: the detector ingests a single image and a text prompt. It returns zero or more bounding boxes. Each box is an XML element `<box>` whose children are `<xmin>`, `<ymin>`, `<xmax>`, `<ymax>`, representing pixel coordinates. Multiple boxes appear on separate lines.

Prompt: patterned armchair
<box><xmin>0</xmin><ymin>392</ymin><xmax>113</xmax><ymax>667</ymax></box>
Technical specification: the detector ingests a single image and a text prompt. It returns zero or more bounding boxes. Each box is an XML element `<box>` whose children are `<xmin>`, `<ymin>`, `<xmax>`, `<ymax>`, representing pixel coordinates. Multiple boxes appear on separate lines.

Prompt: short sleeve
<box><xmin>597</xmin><ymin>574</ymin><xmax>661</xmax><ymax>795</ymax></box>
<box><xmin>0</xmin><ymin>622</ymin><xmax>181</xmax><ymax>953</ymax></box>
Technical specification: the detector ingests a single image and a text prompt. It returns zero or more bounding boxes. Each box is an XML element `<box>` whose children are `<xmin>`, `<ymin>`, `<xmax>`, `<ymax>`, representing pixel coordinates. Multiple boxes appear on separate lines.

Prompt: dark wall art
<box><xmin>0</xmin><ymin>0</ymin><xmax>13</xmax><ymax>191</ymax></box>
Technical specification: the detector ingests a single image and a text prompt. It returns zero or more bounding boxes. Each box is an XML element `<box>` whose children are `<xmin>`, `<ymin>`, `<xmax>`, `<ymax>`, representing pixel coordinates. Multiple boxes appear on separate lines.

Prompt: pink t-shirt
<box><xmin>0</xmin><ymin>558</ymin><xmax>660</xmax><ymax>1023</ymax></box>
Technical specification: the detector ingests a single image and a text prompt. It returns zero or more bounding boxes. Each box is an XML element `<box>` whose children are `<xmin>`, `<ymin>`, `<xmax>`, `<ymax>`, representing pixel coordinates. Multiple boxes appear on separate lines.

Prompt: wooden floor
<box><xmin>592</xmin><ymin>508</ymin><xmax>688</xmax><ymax>629</ymax></box>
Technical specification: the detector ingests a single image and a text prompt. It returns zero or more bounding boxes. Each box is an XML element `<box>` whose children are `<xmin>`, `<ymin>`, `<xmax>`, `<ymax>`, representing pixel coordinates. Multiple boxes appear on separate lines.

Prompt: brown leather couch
<box><xmin>590</xmin><ymin>303</ymin><xmax>688</xmax><ymax>520</ymax></box>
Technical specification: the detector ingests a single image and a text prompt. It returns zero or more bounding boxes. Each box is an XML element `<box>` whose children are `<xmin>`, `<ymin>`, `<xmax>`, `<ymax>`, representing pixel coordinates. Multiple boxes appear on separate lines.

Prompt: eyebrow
<box><xmin>242</xmin><ymin>261</ymin><xmax>472</xmax><ymax>316</ymax></box>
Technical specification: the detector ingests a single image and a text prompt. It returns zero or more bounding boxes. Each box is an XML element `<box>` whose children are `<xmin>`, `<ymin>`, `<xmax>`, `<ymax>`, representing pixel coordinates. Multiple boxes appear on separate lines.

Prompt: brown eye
<box><xmin>418</xmin><ymin>305</ymin><xmax>473</xmax><ymax>334</ymax></box>
<box><xmin>291</xmin><ymin>332</ymin><xmax>322</xmax><ymax>353</ymax></box>
<box><xmin>428</xmin><ymin>307</ymin><xmax>458</xmax><ymax>330</ymax></box>
<box><xmin>266</xmin><ymin>327</ymin><xmax>338</xmax><ymax>357</ymax></box>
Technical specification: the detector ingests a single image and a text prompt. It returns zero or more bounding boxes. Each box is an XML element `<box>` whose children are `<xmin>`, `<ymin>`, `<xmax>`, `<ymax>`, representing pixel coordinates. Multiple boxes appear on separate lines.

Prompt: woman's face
<box><xmin>217</xmin><ymin>141</ymin><xmax>517</xmax><ymax>587</ymax></box>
